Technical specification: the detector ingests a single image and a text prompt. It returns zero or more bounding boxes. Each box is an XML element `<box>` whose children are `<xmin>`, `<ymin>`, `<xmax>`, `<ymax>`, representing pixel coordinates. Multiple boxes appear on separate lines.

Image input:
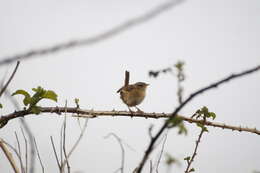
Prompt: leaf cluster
<box><xmin>167</xmin><ymin>116</ymin><xmax>188</xmax><ymax>135</ymax></box>
<box><xmin>12</xmin><ymin>86</ymin><xmax>57</xmax><ymax>114</ymax></box>
<box><xmin>193</xmin><ymin>106</ymin><xmax>217</xmax><ymax>132</ymax></box>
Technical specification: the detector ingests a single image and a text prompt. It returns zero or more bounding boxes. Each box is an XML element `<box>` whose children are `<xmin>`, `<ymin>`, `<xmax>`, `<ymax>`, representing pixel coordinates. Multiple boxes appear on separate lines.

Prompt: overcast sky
<box><xmin>0</xmin><ymin>0</ymin><xmax>260</xmax><ymax>173</ymax></box>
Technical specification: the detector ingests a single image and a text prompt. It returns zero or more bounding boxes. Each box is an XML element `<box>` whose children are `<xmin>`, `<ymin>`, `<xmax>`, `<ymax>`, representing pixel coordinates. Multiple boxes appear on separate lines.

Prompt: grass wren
<box><xmin>117</xmin><ymin>82</ymin><xmax>149</xmax><ymax>113</ymax></box>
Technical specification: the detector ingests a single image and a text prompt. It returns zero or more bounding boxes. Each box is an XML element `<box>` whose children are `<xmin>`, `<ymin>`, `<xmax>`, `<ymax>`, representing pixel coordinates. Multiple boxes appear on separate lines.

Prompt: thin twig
<box><xmin>60</xmin><ymin>118</ymin><xmax>89</xmax><ymax>168</ymax></box>
<box><xmin>61</xmin><ymin>101</ymin><xmax>70</xmax><ymax>173</ymax></box>
<box><xmin>0</xmin><ymin>138</ymin><xmax>24</xmax><ymax>173</ymax></box>
<box><xmin>104</xmin><ymin>133</ymin><xmax>125</xmax><ymax>173</ymax></box>
<box><xmin>184</xmin><ymin>127</ymin><xmax>205</xmax><ymax>173</ymax></box>
<box><xmin>0</xmin><ymin>61</ymin><xmax>20</xmax><ymax>97</ymax></box>
<box><xmin>33</xmin><ymin>137</ymin><xmax>44</xmax><ymax>173</ymax></box>
<box><xmin>50</xmin><ymin>136</ymin><xmax>61</xmax><ymax>171</ymax></box>
<box><xmin>156</xmin><ymin>132</ymin><xmax>168</xmax><ymax>173</ymax></box>
<box><xmin>0</xmin><ymin>0</ymin><xmax>185</xmax><ymax>66</ymax></box>
<box><xmin>20</xmin><ymin>128</ymin><xmax>28</xmax><ymax>173</ymax></box>
<box><xmin>60</xmin><ymin>123</ymin><xmax>63</xmax><ymax>172</ymax></box>
<box><xmin>4</xmin><ymin>89</ymin><xmax>36</xmax><ymax>173</ymax></box>
<box><xmin>149</xmin><ymin>160</ymin><xmax>153</xmax><ymax>173</ymax></box>
<box><xmin>0</xmin><ymin>139</ymin><xmax>20</xmax><ymax>173</ymax></box>
<box><xmin>15</xmin><ymin>131</ymin><xmax>25</xmax><ymax>173</ymax></box>
<box><xmin>135</xmin><ymin>65</ymin><xmax>260</xmax><ymax>172</ymax></box>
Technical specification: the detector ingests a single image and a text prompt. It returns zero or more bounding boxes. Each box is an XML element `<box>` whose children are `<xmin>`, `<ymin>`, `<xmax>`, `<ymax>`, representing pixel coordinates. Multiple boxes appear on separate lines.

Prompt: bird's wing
<box><xmin>116</xmin><ymin>85</ymin><xmax>135</xmax><ymax>93</ymax></box>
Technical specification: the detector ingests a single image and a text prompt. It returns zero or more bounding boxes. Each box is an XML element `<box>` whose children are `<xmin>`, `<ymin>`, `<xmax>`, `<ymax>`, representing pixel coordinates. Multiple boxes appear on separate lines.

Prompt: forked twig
<box><xmin>60</xmin><ymin>118</ymin><xmax>89</xmax><ymax>168</ymax></box>
<box><xmin>61</xmin><ymin>101</ymin><xmax>70</xmax><ymax>173</ymax></box>
<box><xmin>184</xmin><ymin>127</ymin><xmax>205</xmax><ymax>173</ymax></box>
<box><xmin>104</xmin><ymin>133</ymin><xmax>125</xmax><ymax>173</ymax></box>
<box><xmin>0</xmin><ymin>139</ymin><xmax>20</xmax><ymax>173</ymax></box>
<box><xmin>135</xmin><ymin>65</ymin><xmax>260</xmax><ymax>172</ymax></box>
<box><xmin>15</xmin><ymin>132</ymin><xmax>25</xmax><ymax>173</ymax></box>
<box><xmin>50</xmin><ymin>136</ymin><xmax>61</xmax><ymax>171</ymax></box>
<box><xmin>4</xmin><ymin>89</ymin><xmax>36</xmax><ymax>173</ymax></box>
<box><xmin>0</xmin><ymin>138</ymin><xmax>24</xmax><ymax>173</ymax></box>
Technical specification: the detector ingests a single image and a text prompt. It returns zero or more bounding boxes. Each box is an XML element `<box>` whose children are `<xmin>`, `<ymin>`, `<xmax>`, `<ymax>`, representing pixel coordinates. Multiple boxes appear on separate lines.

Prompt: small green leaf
<box><xmin>208</xmin><ymin>112</ymin><xmax>216</xmax><ymax>120</ymax></box>
<box><xmin>189</xmin><ymin>168</ymin><xmax>195</xmax><ymax>172</ymax></box>
<box><xmin>31</xmin><ymin>106</ymin><xmax>41</xmax><ymax>115</ymax></box>
<box><xmin>12</xmin><ymin>90</ymin><xmax>32</xmax><ymax>106</ymax></box>
<box><xmin>42</xmin><ymin>90</ymin><xmax>57</xmax><ymax>102</ymax></box>
<box><xmin>174</xmin><ymin>61</ymin><xmax>185</xmax><ymax>70</ymax></box>
<box><xmin>184</xmin><ymin>156</ymin><xmax>191</xmax><ymax>161</ymax></box>
<box><xmin>196</xmin><ymin>122</ymin><xmax>203</xmax><ymax>128</ymax></box>
<box><xmin>196</xmin><ymin>122</ymin><xmax>209</xmax><ymax>132</ymax></box>
<box><xmin>165</xmin><ymin>153</ymin><xmax>180</xmax><ymax>166</ymax></box>
<box><xmin>202</xmin><ymin>126</ymin><xmax>209</xmax><ymax>132</ymax></box>
<box><xmin>0</xmin><ymin>103</ymin><xmax>2</xmax><ymax>109</ymax></box>
<box><xmin>167</xmin><ymin>116</ymin><xmax>183</xmax><ymax>128</ymax></box>
<box><xmin>32</xmin><ymin>86</ymin><xmax>44</xmax><ymax>93</ymax></box>
<box><xmin>201</xmin><ymin>106</ymin><xmax>209</xmax><ymax>116</ymax></box>
<box><xmin>178</xmin><ymin>122</ymin><xmax>188</xmax><ymax>135</ymax></box>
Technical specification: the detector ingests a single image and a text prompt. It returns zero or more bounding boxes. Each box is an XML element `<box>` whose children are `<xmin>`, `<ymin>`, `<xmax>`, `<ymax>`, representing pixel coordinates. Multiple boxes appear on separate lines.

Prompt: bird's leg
<box><xmin>128</xmin><ymin>106</ymin><xmax>134</xmax><ymax>117</ymax></box>
<box><xmin>135</xmin><ymin>106</ymin><xmax>144</xmax><ymax>113</ymax></box>
<box><xmin>135</xmin><ymin>107</ymin><xmax>147</xmax><ymax>118</ymax></box>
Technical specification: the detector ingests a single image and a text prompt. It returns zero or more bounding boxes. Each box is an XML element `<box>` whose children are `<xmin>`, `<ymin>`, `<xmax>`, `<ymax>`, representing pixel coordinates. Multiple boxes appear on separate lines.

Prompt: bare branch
<box><xmin>0</xmin><ymin>61</ymin><xmax>20</xmax><ymax>97</ymax></box>
<box><xmin>60</xmin><ymin>119</ymin><xmax>89</xmax><ymax>168</ymax></box>
<box><xmin>33</xmin><ymin>138</ymin><xmax>44</xmax><ymax>173</ymax></box>
<box><xmin>0</xmin><ymin>0</ymin><xmax>185</xmax><ymax>66</ymax></box>
<box><xmin>15</xmin><ymin>131</ymin><xmax>25</xmax><ymax>173</ymax></box>
<box><xmin>1</xmin><ymin>107</ymin><xmax>260</xmax><ymax>136</ymax></box>
<box><xmin>61</xmin><ymin>101</ymin><xmax>70</xmax><ymax>173</ymax></box>
<box><xmin>50</xmin><ymin>136</ymin><xmax>61</xmax><ymax>172</ymax></box>
<box><xmin>184</xmin><ymin>127</ymin><xmax>205</xmax><ymax>173</ymax></box>
<box><xmin>0</xmin><ymin>139</ymin><xmax>20</xmax><ymax>173</ymax></box>
<box><xmin>105</xmin><ymin>133</ymin><xmax>125</xmax><ymax>173</ymax></box>
<box><xmin>0</xmin><ymin>138</ymin><xmax>24</xmax><ymax>173</ymax></box>
<box><xmin>20</xmin><ymin>128</ymin><xmax>28</xmax><ymax>173</ymax></box>
<box><xmin>4</xmin><ymin>89</ymin><xmax>36</xmax><ymax>173</ymax></box>
<box><xmin>156</xmin><ymin>132</ymin><xmax>168</xmax><ymax>173</ymax></box>
<box><xmin>135</xmin><ymin>64</ymin><xmax>260</xmax><ymax>172</ymax></box>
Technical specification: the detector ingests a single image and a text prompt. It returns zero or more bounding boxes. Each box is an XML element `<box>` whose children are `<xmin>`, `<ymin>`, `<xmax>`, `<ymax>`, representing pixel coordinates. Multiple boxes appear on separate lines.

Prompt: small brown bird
<box><xmin>117</xmin><ymin>82</ymin><xmax>149</xmax><ymax>113</ymax></box>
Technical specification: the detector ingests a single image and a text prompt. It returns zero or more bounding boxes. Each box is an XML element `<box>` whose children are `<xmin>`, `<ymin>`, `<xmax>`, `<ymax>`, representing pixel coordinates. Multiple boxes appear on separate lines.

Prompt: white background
<box><xmin>0</xmin><ymin>0</ymin><xmax>260</xmax><ymax>172</ymax></box>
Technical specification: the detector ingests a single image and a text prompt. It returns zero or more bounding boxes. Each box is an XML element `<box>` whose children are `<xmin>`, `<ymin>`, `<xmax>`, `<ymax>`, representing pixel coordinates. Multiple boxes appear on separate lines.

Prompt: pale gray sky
<box><xmin>0</xmin><ymin>0</ymin><xmax>260</xmax><ymax>173</ymax></box>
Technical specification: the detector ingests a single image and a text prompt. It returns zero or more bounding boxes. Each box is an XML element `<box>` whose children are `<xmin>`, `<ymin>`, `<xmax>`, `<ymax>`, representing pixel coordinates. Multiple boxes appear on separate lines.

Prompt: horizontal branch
<box><xmin>1</xmin><ymin>107</ymin><xmax>259</xmax><ymax>135</ymax></box>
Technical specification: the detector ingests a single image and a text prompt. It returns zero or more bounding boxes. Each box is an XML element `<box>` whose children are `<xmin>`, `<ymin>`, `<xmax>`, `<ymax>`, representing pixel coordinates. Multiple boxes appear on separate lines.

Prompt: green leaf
<box><xmin>184</xmin><ymin>156</ymin><xmax>190</xmax><ymax>161</ymax></box>
<box><xmin>201</xmin><ymin>106</ymin><xmax>209</xmax><ymax>116</ymax></box>
<box><xmin>196</xmin><ymin>122</ymin><xmax>209</xmax><ymax>132</ymax></box>
<box><xmin>12</xmin><ymin>90</ymin><xmax>31</xmax><ymax>106</ymax></box>
<box><xmin>31</xmin><ymin>106</ymin><xmax>41</xmax><ymax>115</ymax></box>
<box><xmin>174</xmin><ymin>61</ymin><xmax>185</xmax><ymax>70</ymax></box>
<box><xmin>32</xmin><ymin>86</ymin><xmax>44</xmax><ymax>93</ymax></box>
<box><xmin>196</xmin><ymin>122</ymin><xmax>203</xmax><ymax>128</ymax></box>
<box><xmin>208</xmin><ymin>112</ymin><xmax>216</xmax><ymax>120</ymax></box>
<box><xmin>167</xmin><ymin>116</ymin><xmax>183</xmax><ymax>128</ymax></box>
<box><xmin>0</xmin><ymin>103</ymin><xmax>2</xmax><ymax>109</ymax></box>
<box><xmin>42</xmin><ymin>90</ymin><xmax>57</xmax><ymax>102</ymax></box>
<box><xmin>189</xmin><ymin>168</ymin><xmax>195</xmax><ymax>172</ymax></box>
<box><xmin>178</xmin><ymin>122</ymin><xmax>188</xmax><ymax>135</ymax></box>
<box><xmin>165</xmin><ymin>153</ymin><xmax>180</xmax><ymax>166</ymax></box>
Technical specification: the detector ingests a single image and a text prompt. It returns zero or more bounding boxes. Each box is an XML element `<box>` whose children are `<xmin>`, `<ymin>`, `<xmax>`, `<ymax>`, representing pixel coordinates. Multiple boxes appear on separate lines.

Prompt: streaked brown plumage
<box><xmin>117</xmin><ymin>82</ymin><xmax>149</xmax><ymax>112</ymax></box>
